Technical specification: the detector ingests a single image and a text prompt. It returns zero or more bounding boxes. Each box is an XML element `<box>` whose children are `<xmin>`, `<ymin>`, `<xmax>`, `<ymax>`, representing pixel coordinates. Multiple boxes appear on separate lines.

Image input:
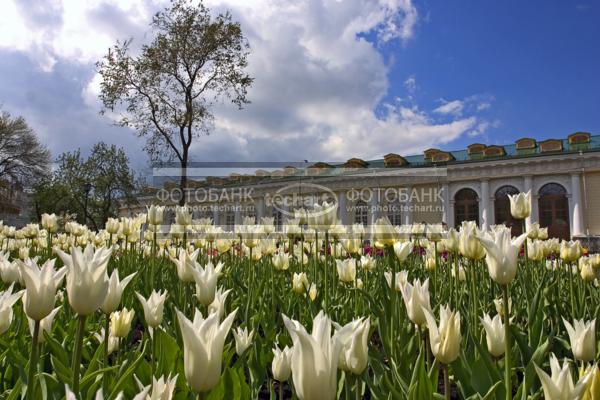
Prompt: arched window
<box><xmin>454</xmin><ymin>188</ymin><xmax>479</xmax><ymax>227</ymax></box>
<box><xmin>494</xmin><ymin>185</ymin><xmax>523</xmax><ymax>236</ymax></box>
<box><xmin>539</xmin><ymin>183</ymin><xmax>570</xmax><ymax>239</ymax></box>
<box><xmin>225</xmin><ymin>211</ymin><xmax>235</xmax><ymax>228</ymax></box>
<box><xmin>387</xmin><ymin>201</ymin><xmax>402</xmax><ymax>226</ymax></box>
<box><xmin>354</xmin><ymin>200</ymin><xmax>369</xmax><ymax>226</ymax></box>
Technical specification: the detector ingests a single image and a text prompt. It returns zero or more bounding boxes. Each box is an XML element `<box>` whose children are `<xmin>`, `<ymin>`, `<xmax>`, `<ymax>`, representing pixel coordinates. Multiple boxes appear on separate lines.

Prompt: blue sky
<box><xmin>380</xmin><ymin>0</ymin><xmax>600</xmax><ymax>149</ymax></box>
<box><xmin>0</xmin><ymin>0</ymin><xmax>598</xmax><ymax>171</ymax></box>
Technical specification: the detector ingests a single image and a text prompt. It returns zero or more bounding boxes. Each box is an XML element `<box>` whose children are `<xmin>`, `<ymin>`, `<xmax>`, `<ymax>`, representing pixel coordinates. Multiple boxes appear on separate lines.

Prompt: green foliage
<box><xmin>30</xmin><ymin>142</ymin><xmax>138</xmax><ymax>229</ymax></box>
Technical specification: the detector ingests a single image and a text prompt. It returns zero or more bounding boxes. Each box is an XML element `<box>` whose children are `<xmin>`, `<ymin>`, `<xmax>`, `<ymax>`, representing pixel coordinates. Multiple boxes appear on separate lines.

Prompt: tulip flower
<box><xmin>338</xmin><ymin>317</ymin><xmax>371</xmax><ymax>375</ymax></box>
<box><xmin>579</xmin><ymin>258</ymin><xmax>596</xmax><ymax>282</ymax></box>
<box><xmin>393</xmin><ymin>241</ymin><xmax>414</xmax><ymax>262</ymax></box>
<box><xmin>175</xmin><ymin>205</ymin><xmax>192</xmax><ymax>227</ymax></box>
<box><xmin>442</xmin><ymin>228</ymin><xmax>459</xmax><ymax>253</ymax></box>
<box><xmin>110</xmin><ymin>308</ymin><xmax>134</xmax><ymax>338</ymax></box>
<box><xmin>336</xmin><ymin>259</ymin><xmax>356</xmax><ymax>283</ymax></box>
<box><xmin>19</xmin><ymin>258</ymin><xmax>67</xmax><ymax>321</ymax></box>
<box><xmin>561</xmin><ymin>240</ymin><xmax>583</xmax><ymax>263</ymax></box>
<box><xmin>282</xmin><ymin>311</ymin><xmax>355</xmax><ymax>400</ymax></box>
<box><xmin>563</xmin><ymin>318</ymin><xmax>596</xmax><ymax>362</ymax></box>
<box><xmin>458</xmin><ymin>221</ymin><xmax>486</xmax><ymax>260</ymax></box>
<box><xmin>400</xmin><ymin>278</ymin><xmax>432</xmax><ymax>327</ymax></box>
<box><xmin>170</xmin><ymin>248</ymin><xmax>200</xmax><ymax>283</ymax></box>
<box><xmin>94</xmin><ymin>328</ymin><xmax>119</xmax><ymax>356</ymax></box>
<box><xmin>65</xmin><ymin>385</ymin><xmax>150</xmax><ymax>400</ymax></box>
<box><xmin>538</xmin><ymin>227</ymin><xmax>549</xmax><ymax>240</ymax></box>
<box><xmin>41</xmin><ymin>213</ymin><xmax>58</xmax><ymax>233</ymax></box>
<box><xmin>147</xmin><ymin>205</ymin><xmax>165</xmax><ymax>226</ymax></box>
<box><xmin>0</xmin><ymin>284</ymin><xmax>24</xmax><ymax>334</ymax></box>
<box><xmin>208</xmin><ymin>287</ymin><xmax>232</xmax><ymax>320</ymax></box>
<box><xmin>292</xmin><ymin>272</ymin><xmax>309</xmax><ymax>294</ymax></box>
<box><xmin>272</xmin><ymin>252</ymin><xmax>290</xmax><ymax>271</ymax></box>
<box><xmin>341</xmin><ymin>238</ymin><xmax>361</xmax><ymax>254</ymax></box>
<box><xmin>28</xmin><ymin>307</ymin><xmax>60</xmax><ymax>344</ymax></box>
<box><xmin>101</xmin><ymin>271</ymin><xmax>136</xmax><ymax>315</ymax></box>
<box><xmin>146</xmin><ymin>374</ymin><xmax>178</xmax><ymax>400</ymax></box>
<box><xmin>360</xmin><ymin>254</ymin><xmax>376</xmax><ymax>271</ymax></box>
<box><xmin>527</xmin><ymin>239</ymin><xmax>545</xmax><ymax>261</ymax></box>
<box><xmin>105</xmin><ymin>218</ymin><xmax>120</xmax><ymax>235</ymax></box>
<box><xmin>508</xmin><ymin>190</ymin><xmax>531</xmax><ymax>219</ymax></box>
<box><xmin>136</xmin><ymin>290</ymin><xmax>167</xmax><ymax>329</ymax></box>
<box><xmin>384</xmin><ymin>270</ymin><xmax>408</xmax><ymax>291</ymax></box>
<box><xmin>477</xmin><ymin>227</ymin><xmax>528</xmax><ymax>286</ymax></box>
<box><xmin>176</xmin><ymin>308</ymin><xmax>237</xmax><ymax>393</ymax></box>
<box><xmin>191</xmin><ymin>261</ymin><xmax>224</xmax><ymax>306</ymax></box>
<box><xmin>308</xmin><ymin>283</ymin><xmax>318</xmax><ymax>301</ymax></box>
<box><xmin>494</xmin><ymin>297</ymin><xmax>512</xmax><ymax>317</ymax></box>
<box><xmin>534</xmin><ymin>354</ymin><xmax>593</xmax><ymax>400</ymax></box>
<box><xmin>481</xmin><ymin>313</ymin><xmax>505</xmax><ymax>357</ymax></box>
<box><xmin>426</xmin><ymin>223</ymin><xmax>444</xmax><ymax>242</ymax></box>
<box><xmin>55</xmin><ymin>244</ymin><xmax>112</xmax><ymax>316</ymax></box>
<box><xmin>424</xmin><ymin>305</ymin><xmax>461</xmax><ymax>364</ymax></box>
<box><xmin>0</xmin><ymin>254</ymin><xmax>22</xmax><ymax>284</ymax></box>
<box><xmin>272</xmin><ymin>345</ymin><xmax>293</xmax><ymax>382</ymax></box>
<box><xmin>232</xmin><ymin>326</ymin><xmax>255</xmax><ymax>356</ymax></box>
<box><xmin>371</xmin><ymin>217</ymin><xmax>396</xmax><ymax>247</ymax></box>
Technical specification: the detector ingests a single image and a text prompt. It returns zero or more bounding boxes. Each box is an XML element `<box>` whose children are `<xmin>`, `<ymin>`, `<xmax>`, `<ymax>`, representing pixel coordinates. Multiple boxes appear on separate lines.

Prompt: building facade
<box><xmin>122</xmin><ymin>132</ymin><xmax>600</xmax><ymax>247</ymax></box>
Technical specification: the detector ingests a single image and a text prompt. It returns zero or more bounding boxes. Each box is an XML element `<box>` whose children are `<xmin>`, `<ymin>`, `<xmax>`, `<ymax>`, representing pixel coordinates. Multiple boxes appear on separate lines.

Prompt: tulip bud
<box><xmin>110</xmin><ymin>308</ymin><xmax>134</xmax><ymax>338</ymax></box>
<box><xmin>192</xmin><ymin>261</ymin><xmax>224</xmax><ymax>306</ymax></box>
<box><xmin>272</xmin><ymin>346</ymin><xmax>292</xmax><ymax>382</ymax></box>
<box><xmin>19</xmin><ymin>258</ymin><xmax>66</xmax><ymax>321</ymax></box>
<box><xmin>393</xmin><ymin>241</ymin><xmax>413</xmax><ymax>262</ymax></box>
<box><xmin>336</xmin><ymin>259</ymin><xmax>356</xmax><ymax>283</ymax></box>
<box><xmin>400</xmin><ymin>278</ymin><xmax>432</xmax><ymax>327</ymax></box>
<box><xmin>508</xmin><ymin>191</ymin><xmax>531</xmax><ymax>219</ymax></box>
<box><xmin>339</xmin><ymin>317</ymin><xmax>371</xmax><ymax>375</ymax></box>
<box><xmin>0</xmin><ymin>284</ymin><xmax>24</xmax><ymax>334</ymax></box>
<box><xmin>563</xmin><ymin>318</ymin><xmax>596</xmax><ymax>362</ymax></box>
<box><xmin>136</xmin><ymin>290</ymin><xmax>167</xmax><ymax>328</ymax></box>
<box><xmin>232</xmin><ymin>326</ymin><xmax>254</xmax><ymax>356</ymax></box>
<box><xmin>101</xmin><ymin>271</ymin><xmax>136</xmax><ymax>314</ymax></box>
<box><xmin>480</xmin><ymin>313</ymin><xmax>505</xmax><ymax>357</ymax></box>
<box><xmin>384</xmin><ymin>270</ymin><xmax>408</xmax><ymax>291</ymax></box>
<box><xmin>535</xmin><ymin>354</ymin><xmax>593</xmax><ymax>400</ymax></box>
<box><xmin>424</xmin><ymin>305</ymin><xmax>461</xmax><ymax>364</ymax></box>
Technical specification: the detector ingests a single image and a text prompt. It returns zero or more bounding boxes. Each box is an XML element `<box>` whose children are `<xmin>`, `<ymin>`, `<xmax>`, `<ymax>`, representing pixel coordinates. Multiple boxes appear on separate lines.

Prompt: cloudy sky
<box><xmin>1</xmin><ymin>0</ymin><xmax>599</xmax><ymax>176</ymax></box>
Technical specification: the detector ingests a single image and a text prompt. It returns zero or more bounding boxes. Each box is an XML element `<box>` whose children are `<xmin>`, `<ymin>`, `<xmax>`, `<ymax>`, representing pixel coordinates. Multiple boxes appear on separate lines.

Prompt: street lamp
<box><xmin>83</xmin><ymin>182</ymin><xmax>93</xmax><ymax>225</ymax></box>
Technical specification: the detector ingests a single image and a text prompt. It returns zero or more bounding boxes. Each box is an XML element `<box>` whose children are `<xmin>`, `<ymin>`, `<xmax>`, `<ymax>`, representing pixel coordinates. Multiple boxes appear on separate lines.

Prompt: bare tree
<box><xmin>97</xmin><ymin>0</ymin><xmax>253</xmax><ymax>205</ymax></box>
<box><xmin>0</xmin><ymin>110</ymin><xmax>50</xmax><ymax>185</ymax></box>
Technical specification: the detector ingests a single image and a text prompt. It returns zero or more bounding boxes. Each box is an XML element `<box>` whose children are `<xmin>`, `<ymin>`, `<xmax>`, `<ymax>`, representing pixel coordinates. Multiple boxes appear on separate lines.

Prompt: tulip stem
<box><xmin>502</xmin><ymin>284</ymin><xmax>511</xmax><ymax>400</ymax></box>
<box><xmin>278</xmin><ymin>381</ymin><xmax>283</xmax><ymax>400</ymax></box>
<box><xmin>103</xmin><ymin>313</ymin><xmax>110</xmax><ymax>392</ymax></box>
<box><xmin>443</xmin><ymin>363</ymin><xmax>450</xmax><ymax>400</ymax></box>
<box><xmin>26</xmin><ymin>320</ymin><xmax>40</xmax><ymax>399</ymax></box>
<box><xmin>72</xmin><ymin>315</ymin><xmax>87</xmax><ymax>396</ymax></box>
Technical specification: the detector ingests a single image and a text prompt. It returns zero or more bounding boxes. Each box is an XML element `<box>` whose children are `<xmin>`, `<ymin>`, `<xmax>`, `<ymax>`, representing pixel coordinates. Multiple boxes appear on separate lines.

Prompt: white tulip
<box><xmin>136</xmin><ymin>290</ymin><xmax>167</xmax><ymax>328</ymax></box>
<box><xmin>480</xmin><ymin>313</ymin><xmax>505</xmax><ymax>357</ymax></box>
<box><xmin>508</xmin><ymin>191</ymin><xmax>531</xmax><ymax>219</ymax></box>
<box><xmin>28</xmin><ymin>306</ymin><xmax>61</xmax><ymax>343</ymax></box>
<box><xmin>477</xmin><ymin>227</ymin><xmax>528</xmax><ymax>285</ymax></box>
<box><xmin>191</xmin><ymin>261</ymin><xmax>224</xmax><ymax>306</ymax></box>
<box><xmin>232</xmin><ymin>326</ymin><xmax>255</xmax><ymax>356</ymax></box>
<box><xmin>272</xmin><ymin>345</ymin><xmax>292</xmax><ymax>382</ymax></box>
<box><xmin>101</xmin><ymin>271</ymin><xmax>136</xmax><ymax>314</ymax></box>
<box><xmin>170</xmin><ymin>248</ymin><xmax>200</xmax><ymax>283</ymax></box>
<box><xmin>19</xmin><ymin>258</ymin><xmax>67</xmax><ymax>321</ymax></box>
<box><xmin>563</xmin><ymin>318</ymin><xmax>596</xmax><ymax>362</ymax></box>
<box><xmin>400</xmin><ymin>278</ymin><xmax>432</xmax><ymax>327</ymax></box>
<box><xmin>282</xmin><ymin>311</ymin><xmax>355</xmax><ymax>400</ymax></box>
<box><xmin>176</xmin><ymin>308</ymin><xmax>237</xmax><ymax>393</ymax></box>
<box><xmin>534</xmin><ymin>354</ymin><xmax>593</xmax><ymax>400</ymax></box>
<box><xmin>0</xmin><ymin>283</ymin><xmax>24</xmax><ymax>334</ymax></box>
<box><xmin>335</xmin><ymin>259</ymin><xmax>356</xmax><ymax>283</ymax></box>
<box><xmin>338</xmin><ymin>317</ymin><xmax>371</xmax><ymax>375</ymax></box>
<box><xmin>56</xmin><ymin>244</ymin><xmax>112</xmax><ymax>316</ymax></box>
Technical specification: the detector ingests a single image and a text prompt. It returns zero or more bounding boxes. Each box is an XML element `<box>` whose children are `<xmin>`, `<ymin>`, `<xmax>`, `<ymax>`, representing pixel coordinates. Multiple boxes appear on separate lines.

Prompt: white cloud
<box><xmin>1</xmin><ymin>0</ymin><xmax>491</xmax><ymax>166</ymax></box>
<box><xmin>434</xmin><ymin>99</ymin><xmax>464</xmax><ymax>116</ymax></box>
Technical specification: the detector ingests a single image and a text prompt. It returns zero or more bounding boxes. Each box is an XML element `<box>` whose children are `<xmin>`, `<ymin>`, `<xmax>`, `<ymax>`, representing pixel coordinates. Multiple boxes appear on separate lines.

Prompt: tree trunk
<box><xmin>179</xmin><ymin>155</ymin><xmax>187</xmax><ymax>206</ymax></box>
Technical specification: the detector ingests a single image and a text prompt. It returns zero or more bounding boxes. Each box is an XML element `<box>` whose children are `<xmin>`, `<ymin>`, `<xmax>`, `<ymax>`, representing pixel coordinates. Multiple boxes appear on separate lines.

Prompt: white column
<box><xmin>212</xmin><ymin>203</ymin><xmax>219</xmax><ymax>225</ymax></box>
<box><xmin>403</xmin><ymin>186</ymin><xmax>413</xmax><ymax>225</ymax></box>
<box><xmin>480</xmin><ymin>179</ymin><xmax>490</xmax><ymax>230</ymax></box>
<box><xmin>338</xmin><ymin>191</ymin><xmax>348</xmax><ymax>225</ymax></box>
<box><xmin>255</xmin><ymin>197</ymin><xmax>265</xmax><ymax>221</ymax></box>
<box><xmin>368</xmin><ymin>188</ymin><xmax>379</xmax><ymax>226</ymax></box>
<box><xmin>570</xmin><ymin>173</ymin><xmax>584</xmax><ymax>237</ymax></box>
<box><xmin>441</xmin><ymin>183</ymin><xmax>450</xmax><ymax>225</ymax></box>
<box><xmin>234</xmin><ymin>203</ymin><xmax>242</xmax><ymax>226</ymax></box>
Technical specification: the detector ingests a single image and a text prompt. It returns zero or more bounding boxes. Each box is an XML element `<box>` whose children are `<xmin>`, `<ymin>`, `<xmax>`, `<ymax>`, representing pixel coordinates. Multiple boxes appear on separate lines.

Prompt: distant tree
<box><xmin>97</xmin><ymin>0</ymin><xmax>253</xmax><ymax>205</ymax></box>
<box><xmin>31</xmin><ymin>142</ymin><xmax>138</xmax><ymax>229</ymax></box>
<box><xmin>0</xmin><ymin>110</ymin><xmax>50</xmax><ymax>185</ymax></box>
